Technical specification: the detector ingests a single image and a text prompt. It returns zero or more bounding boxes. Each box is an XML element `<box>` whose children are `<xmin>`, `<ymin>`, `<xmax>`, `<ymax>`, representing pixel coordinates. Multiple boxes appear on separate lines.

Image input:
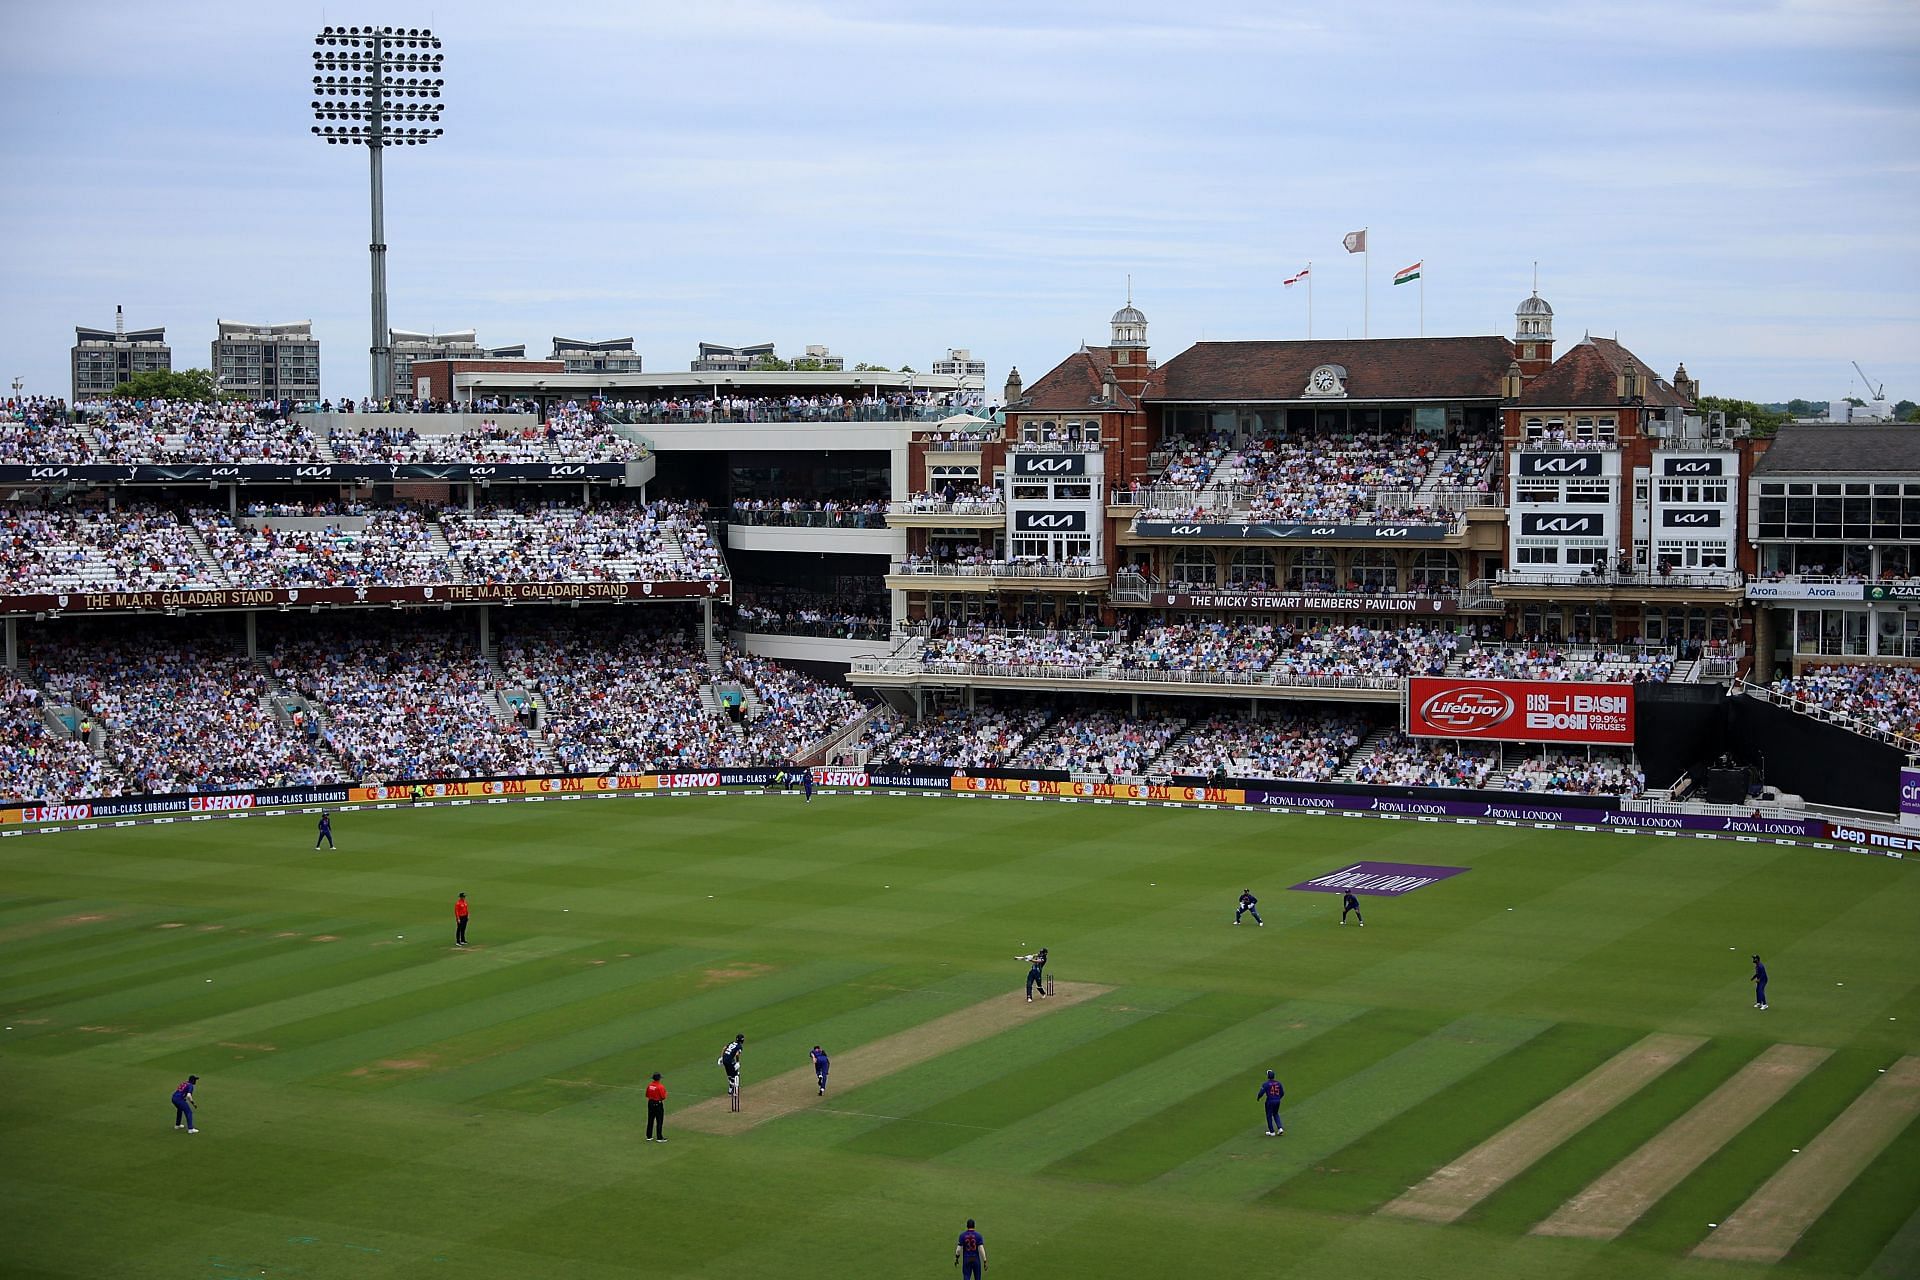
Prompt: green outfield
<box><xmin>3</xmin><ymin>791</ymin><xmax>1918</xmax><ymax>1279</ymax></box>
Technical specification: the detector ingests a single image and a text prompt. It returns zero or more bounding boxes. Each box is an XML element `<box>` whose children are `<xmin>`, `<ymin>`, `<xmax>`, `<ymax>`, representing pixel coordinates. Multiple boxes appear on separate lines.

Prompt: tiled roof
<box><xmin>1014</xmin><ymin>348</ymin><xmax>1137</xmax><ymax>412</ymax></box>
<box><xmin>1144</xmin><ymin>336</ymin><xmax>1515</xmax><ymax>402</ymax></box>
<box><xmin>1515</xmin><ymin>337</ymin><xmax>1690</xmax><ymax>409</ymax></box>
<box><xmin>1754</xmin><ymin>424</ymin><xmax>1920</xmax><ymax>475</ymax></box>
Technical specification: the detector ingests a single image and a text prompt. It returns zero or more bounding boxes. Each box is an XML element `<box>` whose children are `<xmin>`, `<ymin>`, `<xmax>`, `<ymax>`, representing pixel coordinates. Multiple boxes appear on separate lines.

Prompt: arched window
<box><xmin>1228</xmin><ymin>548</ymin><xmax>1275</xmax><ymax>587</ymax></box>
<box><xmin>1289</xmin><ymin>548</ymin><xmax>1336</xmax><ymax>591</ymax></box>
<box><xmin>1409</xmin><ymin>550</ymin><xmax>1459</xmax><ymax>593</ymax></box>
<box><xmin>1171</xmin><ymin>547</ymin><xmax>1218</xmax><ymax>587</ymax></box>
<box><xmin>1349</xmin><ymin>550</ymin><xmax>1398</xmax><ymax>594</ymax></box>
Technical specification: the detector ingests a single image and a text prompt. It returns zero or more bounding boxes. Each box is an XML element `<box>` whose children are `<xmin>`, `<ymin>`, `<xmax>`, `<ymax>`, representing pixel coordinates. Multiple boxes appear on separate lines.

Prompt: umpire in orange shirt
<box><xmin>645</xmin><ymin>1072</ymin><xmax>668</xmax><ymax>1142</ymax></box>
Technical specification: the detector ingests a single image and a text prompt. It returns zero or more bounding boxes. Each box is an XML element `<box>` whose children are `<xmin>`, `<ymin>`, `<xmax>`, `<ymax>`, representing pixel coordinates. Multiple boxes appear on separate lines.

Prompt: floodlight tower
<box><xmin>310</xmin><ymin>25</ymin><xmax>445</xmax><ymax>400</ymax></box>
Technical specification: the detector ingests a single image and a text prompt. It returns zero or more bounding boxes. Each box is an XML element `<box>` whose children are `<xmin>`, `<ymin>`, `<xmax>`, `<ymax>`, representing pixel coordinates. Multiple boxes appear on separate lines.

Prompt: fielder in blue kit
<box><xmin>1235</xmin><ymin>890</ymin><xmax>1263</xmax><ymax>925</ymax></box>
<box><xmin>1258</xmin><ymin>1069</ymin><xmax>1285</xmax><ymax>1135</ymax></box>
<box><xmin>314</xmin><ymin>812</ymin><xmax>333</xmax><ymax>849</ymax></box>
<box><xmin>955</xmin><ymin>1220</ymin><xmax>987</xmax><ymax>1277</ymax></box>
<box><xmin>802</xmin><ymin>770</ymin><xmax>813</xmax><ymax>803</ymax></box>
<box><xmin>1752</xmin><ymin>955</ymin><xmax>1769</xmax><ymax>1010</ymax></box>
<box><xmin>171</xmin><ymin>1074</ymin><xmax>199</xmax><ymax>1132</ymax></box>
<box><xmin>810</xmin><ymin>1045</ymin><xmax>830</xmax><ymax>1095</ymax></box>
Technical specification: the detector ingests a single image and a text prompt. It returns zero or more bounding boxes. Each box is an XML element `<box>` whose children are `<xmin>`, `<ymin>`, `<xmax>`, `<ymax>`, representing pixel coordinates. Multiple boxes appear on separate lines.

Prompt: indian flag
<box><xmin>1393</xmin><ymin>261</ymin><xmax>1422</xmax><ymax>286</ymax></box>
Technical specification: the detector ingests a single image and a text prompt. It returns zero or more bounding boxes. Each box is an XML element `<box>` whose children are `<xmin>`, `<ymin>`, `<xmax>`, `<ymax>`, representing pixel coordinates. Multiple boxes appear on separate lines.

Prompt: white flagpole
<box><xmin>1363</xmin><ymin>228</ymin><xmax>1370</xmax><ymax>339</ymax></box>
<box><xmin>1307</xmin><ymin>260</ymin><xmax>1313</xmax><ymax>339</ymax></box>
<box><xmin>1420</xmin><ymin>265</ymin><xmax>1425</xmax><ymax>337</ymax></box>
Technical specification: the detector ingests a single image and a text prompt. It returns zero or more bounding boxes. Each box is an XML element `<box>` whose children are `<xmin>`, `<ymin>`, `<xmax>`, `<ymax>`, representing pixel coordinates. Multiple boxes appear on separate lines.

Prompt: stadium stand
<box><xmin>1768</xmin><ymin>665</ymin><xmax>1920</xmax><ymax>748</ymax></box>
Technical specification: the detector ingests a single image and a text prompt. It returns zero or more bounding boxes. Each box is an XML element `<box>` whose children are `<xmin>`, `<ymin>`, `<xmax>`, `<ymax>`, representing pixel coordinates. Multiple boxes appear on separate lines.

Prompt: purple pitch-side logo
<box><xmin>1289</xmin><ymin>861</ymin><xmax>1470</xmax><ymax>897</ymax></box>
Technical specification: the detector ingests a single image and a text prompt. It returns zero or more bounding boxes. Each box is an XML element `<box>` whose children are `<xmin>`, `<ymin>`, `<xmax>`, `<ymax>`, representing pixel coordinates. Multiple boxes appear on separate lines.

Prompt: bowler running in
<box><xmin>811</xmin><ymin>1045</ymin><xmax>831</xmax><ymax>1095</ymax></box>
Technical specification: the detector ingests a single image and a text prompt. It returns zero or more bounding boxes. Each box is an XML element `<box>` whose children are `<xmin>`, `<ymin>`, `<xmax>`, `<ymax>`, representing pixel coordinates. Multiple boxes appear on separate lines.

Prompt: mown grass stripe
<box><xmin>1268</xmin><ymin>1019</ymin><xmax>1645</xmax><ymax>1217</ymax></box>
<box><xmin>1792</xmin><ymin>1100</ymin><xmax>1920</xmax><ymax>1276</ymax></box>
<box><xmin>1532</xmin><ymin>1041</ymin><xmax>1830</xmax><ymax>1239</ymax></box>
<box><xmin>835</xmin><ymin>988</ymin><xmax>1216</xmax><ymax>1160</ymax></box>
<box><xmin>1382</xmin><ymin>1031</ymin><xmax>1703</xmax><ymax>1224</ymax></box>
<box><xmin>1693</xmin><ymin>1055</ymin><xmax>1920</xmax><ymax>1263</ymax></box>
<box><xmin>373</xmin><ymin>957</ymin><xmax>882</xmax><ymax>1103</ymax></box>
<box><xmin>0</xmin><ymin>915</ymin><xmax>367</xmax><ymax>1014</ymax></box>
<box><xmin>1469</xmin><ymin>1033</ymin><xmax>1767</xmax><ymax>1233</ymax></box>
<box><xmin>495</xmin><ymin>964</ymin><xmax>997</xmax><ymax>1116</ymax></box>
<box><xmin>935</xmin><ymin>998</ymin><xmax>1368</xmax><ymax>1176</ymax></box>
<box><xmin>238</xmin><ymin>946</ymin><xmax>764</xmax><ymax>1088</ymax></box>
<box><xmin>1155</xmin><ymin>1011</ymin><xmax>1551</xmax><ymax>1200</ymax></box>
<box><xmin>1047</xmin><ymin>1004</ymin><xmax>1456</xmax><ymax>1186</ymax></box>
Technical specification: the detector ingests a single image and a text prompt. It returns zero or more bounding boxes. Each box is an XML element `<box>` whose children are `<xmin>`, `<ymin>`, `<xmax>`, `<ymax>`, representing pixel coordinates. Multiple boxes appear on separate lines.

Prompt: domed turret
<box><xmin>1110</xmin><ymin>299</ymin><xmax>1147</xmax><ymax>349</ymax></box>
<box><xmin>1515</xmin><ymin>291</ymin><xmax>1553</xmax><ymax>341</ymax></box>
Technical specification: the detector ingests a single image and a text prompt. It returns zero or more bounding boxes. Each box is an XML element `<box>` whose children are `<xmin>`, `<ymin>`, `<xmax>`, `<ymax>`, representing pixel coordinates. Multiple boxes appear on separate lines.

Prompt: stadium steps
<box><xmin>1334</xmin><ymin>724</ymin><xmax>1399</xmax><ymax>782</ymax></box>
<box><xmin>1414</xmin><ymin>449</ymin><xmax>1458</xmax><ymax>500</ymax></box>
<box><xmin>422</xmin><ymin>518</ymin><xmax>457</xmax><ymax>570</ymax></box>
<box><xmin>1138</xmin><ymin>719</ymin><xmax>1197</xmax><ymax>774</ymax></box>
<box><xmin>181</xmin><ymin>523</ymin><xmax>235</xmax><ymax>586</ymax></box>
<box><xmin>254</xmin><ymin>660</ymin><xmax>350</xmax><ymax>776</ymax></box>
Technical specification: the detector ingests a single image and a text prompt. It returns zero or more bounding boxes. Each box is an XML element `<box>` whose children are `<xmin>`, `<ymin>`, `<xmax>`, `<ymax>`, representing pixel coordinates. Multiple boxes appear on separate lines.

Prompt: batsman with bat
<box><xmin>1018</xmin><ymin>948</ymin><xmax>1050</xmax><ymax>1002</ymax></box>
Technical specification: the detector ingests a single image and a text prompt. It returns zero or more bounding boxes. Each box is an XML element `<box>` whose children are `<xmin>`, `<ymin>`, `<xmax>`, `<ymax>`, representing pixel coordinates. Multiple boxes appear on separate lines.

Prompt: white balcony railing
<box><xmin>890</xmin><ymin>560</ymin><xmax>1106</xmax><ymax>580</ymax></box>
<box><xmin>1497</xmin><ymin>568</ymin><xmax>1744</xmax><ymax>590</ymax></box>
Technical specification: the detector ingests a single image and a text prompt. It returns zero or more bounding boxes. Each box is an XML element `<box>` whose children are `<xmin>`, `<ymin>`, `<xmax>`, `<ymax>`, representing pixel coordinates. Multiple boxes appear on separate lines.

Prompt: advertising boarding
<box><xmin>1903</xmin><ymin>766</ymin><xmax>1920</xmax><ymax>830</ymax></box>
<box><xmin>1406</xmin><ymin>676</ymin><xmax>1636</xmax><ymax>746</ymax></box>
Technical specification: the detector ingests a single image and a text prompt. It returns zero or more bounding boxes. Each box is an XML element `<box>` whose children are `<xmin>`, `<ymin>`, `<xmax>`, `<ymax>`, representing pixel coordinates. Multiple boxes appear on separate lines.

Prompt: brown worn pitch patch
<box><xmin>1382</xmin><ymin>1032</ymin><xmax>1705</xmax><ymax>1225</ymax></box>
<box><xmin>310</xmin><ymin>935</ymin><xmax>340</xmax><ymax>943</ymax></box>
<box><xmin>1534</xmin><ymin>1042</ymin><xmax>1831</xmax><ymax>1240</ymax></box>
<box><xmin>676</xmin><ymin>981</ymin><xmax>1113</xmax><ymax>1134</ymax></box>
<box><xmin>217</xmin><ymin>1041</ymin><xmax>279</xmax><ymax>1052</ymax></box>
<box><xmin>0</xmin><ymin>912</ymin><xmax>119</xmax><ymax>944</ymax></box>
<box><xmin>1692</xmin><ymin>1055</ymin><xmax>1920</xmax><ymax>1264</ymax></box>
<box><xmin>700</xmin><ymin>962</ymin><xmax>776</xmax><ymax>989</ymax></box>
<box><xmin>157</xmin><ymin>922</ymin><xmax>187</xmax><ymax>929</ymax></box>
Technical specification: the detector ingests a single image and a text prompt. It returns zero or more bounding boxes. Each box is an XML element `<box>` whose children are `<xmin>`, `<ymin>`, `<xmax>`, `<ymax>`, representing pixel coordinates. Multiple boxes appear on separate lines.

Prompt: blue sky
<box><xmin>2</xmin><ymin>0</ymin><xmax>1916</xmax><ymax>404</ymax></box>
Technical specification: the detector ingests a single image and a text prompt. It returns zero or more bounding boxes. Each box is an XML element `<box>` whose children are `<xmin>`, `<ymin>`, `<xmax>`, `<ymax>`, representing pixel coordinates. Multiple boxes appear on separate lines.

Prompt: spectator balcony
<box><xmin>884</xmin><ymin>559</ymin><xmax>1109</xmax><ymax>594</ymax></box>
<box><xmin>885</xmin><ymin>497</ymin><xmax>1007</xmax><ymax>529</ymax></box>
<box><xmin>1494</xmin><ymin>566</ymin><xmax>1745</xmax><ymax>602</ymax></box>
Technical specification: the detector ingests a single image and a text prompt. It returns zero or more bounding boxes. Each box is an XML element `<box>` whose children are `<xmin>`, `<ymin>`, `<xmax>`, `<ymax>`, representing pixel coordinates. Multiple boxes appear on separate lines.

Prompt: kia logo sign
<box><xmin>1661</xmin><ymin>509</ymin><xmax>1720</xmax><ymax>527</ymax></box>
<box><xmin>1663</xmin><ymin>457</ymin><xmax>1724</xmax><ymax>476</ymax></box>
<box><xmin>1518</xmin><ymin>453</ymin><xmax>1602</xmax><ymax>476</ymax></box>
<box><xmin>1013</xmin><ymin>510</ymin><xmax>1086</xmax><ymax>532</ymax></box>
<box><xmin>1520</xmin><ymin>513</ymin><xmax>1602</xmax><ymax>536</ymax></box>
<box><xmin>1012</xmin><ymin>453</ymin><xmax>1087</xmax><ymax>476</ymax></box>
<box><xmin>1419</xmin><ymin>686</ymin><xmax>1515</xmax><ymax>731</ymax></box>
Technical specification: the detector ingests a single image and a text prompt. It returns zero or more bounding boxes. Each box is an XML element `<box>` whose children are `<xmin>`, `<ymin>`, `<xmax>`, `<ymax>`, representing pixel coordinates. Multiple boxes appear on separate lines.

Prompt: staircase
<box><xmin>484</xmin><ymin>653</ymin><xmax>557</xmax><ymax>766</ymax></box>
<box><xmin>1414</xmin><ymin>450</ymin><xmax>1457</xmax><ymax>501</ymax></box>
<box><xmin>255</xmin><ymin>659</ymin><xmax>351</xmax><ymax>778</ymax></box>
<box><xmin>1334</xmin><ymin>725</ymin><xmax>1399</xmax><ymax>783</ymax></box>
<box><xmin>182</xmin><ymin>523</ymin><xmax>234</xmax><ymax>586</ymax></box>
<box><xmin>423</xmin><ymin>515</ymin><xmax>458</xmax><ymax>577</ymax></box>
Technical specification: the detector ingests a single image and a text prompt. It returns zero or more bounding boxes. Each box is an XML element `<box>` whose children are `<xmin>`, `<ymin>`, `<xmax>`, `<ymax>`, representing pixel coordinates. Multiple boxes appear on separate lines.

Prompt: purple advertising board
<box><xmin>1289</xmin><ymin>861</ymin><xmax>1470</xmax><ymax>897</ymax></box>
<box><xmin>1903</xmin><ymin>766</ymin><xmax>1920</xmax><ymax>831</ymax></box>
<box><xmin>1243</xmin><ymin>789</ymin><xmax>1829</xmax><ymax>838</ymax></box>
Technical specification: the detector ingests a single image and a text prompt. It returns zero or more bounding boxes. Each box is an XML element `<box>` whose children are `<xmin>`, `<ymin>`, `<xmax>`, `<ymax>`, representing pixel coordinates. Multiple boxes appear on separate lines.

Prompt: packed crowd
<box><xmin>193</xmin><ymin>505</ymin><xmax>456</xmax><ymax>587</ymax></box>
<box><xmin>1349</xmin><ymin>731</ymin><xmax>1498</xmax><ymax>789</ymax></box>
<box><xmin>1504</xmin><ymin>751</ymin><xmax>1646</xmax><ymax>796</ymax></box>
<box><xmin>1140</xmin><ymin>432</ymin><xmax>1497</xmax><ymax>526</ymax></box>
<box><xmin>329</xmin><ymin>406</ymin><xmax>645</xmax><ymax>463</ymax></box>
<box><xmin>0</xmin><ymin>670</ymin><xmax>117</xmax><ymax>802</ymax></box>
<box><xmin>1455</xmin><ymin>643</ymin><xmax>1674</xmax><ymax>683</ymax></box>
<box><xmin>1</xmin><ymin>503</ymin><xmax>222</xmax><ymax>592</ymax></box>
<box><xmin>1769</xmin><ymin>665</ymin><xmax>1920</xmax><ymax>746</ymax></box>
<box><xmin>717</xmin><ymin>653</ymin><xmax>869</xmax><ymax>763</ymax></box>
<box><xmin>441</xmin><ymin>501</ymin><xmax>720</xmax><ymax>583</ymax></box>
<box><xmin>1157</xmin><ymin>708</ymin><xmax>1368</xmax><ymax>782</ymax></box>
<box><xmin>728</xmin><ymin>499</ymin><xmax>890</xmax><ymax>528</ymax></box>
<box><xmin>498</xmin><ymin>622</ymin><xmax>727</xmax><ymax>773</ymax></box>
<box><xmin>32</xmin><ymin>631</ymin><xmax>340</xmax><ymax>793</ymax></box>
<box><xmin>270</xmin><ymin>623</ymin><xmax>546</xmax><ymax>780</ymax></box>
<box><xmin>858</xmin><ymin>704</ymin><xmax>1052</xmax><ymax>770</ymax></box>
<box><xmin>1</xmin><ymin>500</ymin><xmax>727</xmax><ymax>596</ymax></box>
<box><xmin>1009</xmin><ymin>710</ymin><xmax>1186</xmax><ymax>776</ymax></box>
<box><xmin>1</xmin><ymin>399</ymin><xmax>644</xmax><ymax>465</ymax></box>
<box><xmin>921</xmin><ymin>627</ymin><xmax>1118</xmax><ymax>673</ymax></box>
<box><xmin>602</xmin><ymin>392</ymin><xmax>974</xmax><ymax>425</ymax></box>
<box><xmin>733</xmin><ymin>602</ymin><xmax>889</xmax><ymax>640</ymax></box>
<box><xmin>910</xmin><ymin>621</ymin><xmax>1460</xmax><ymax>684</ymax></box>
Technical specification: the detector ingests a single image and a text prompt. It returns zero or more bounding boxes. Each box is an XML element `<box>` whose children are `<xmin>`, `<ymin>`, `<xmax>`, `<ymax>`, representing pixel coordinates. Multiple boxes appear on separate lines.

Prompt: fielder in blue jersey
<box><xmin>1235</xmin><ymin>890</ymin><xmax>1262</xmax><ymax>926</ymax></box>
<box><xmin>810</xmin><ymin>1045</ymin><xmax>830</xmax><ymax>1095</ymax></box>
<box><xmin>1257</xmin><ymin>1069</ymin><xmax>1285</xmax><ymax>1135</ymax></box>
<box><xmin>314</xmin><ymin>812</ymin><xmax>333</xmax><ymax>850</ymax></box>
<box><xmin>1752</xmin><ymin>955</ymin><xmax>1769</xmax><ymax>1010</ymax></box>
<box><xmin>802</xmin><ymin>769</ymin><xmax>813</xmax><ymax>803</ymax></box>
<box><xmin>954</xmin><ymin>1219</ymin><xmax>987</xmax><ymax>1278</ymax></box>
